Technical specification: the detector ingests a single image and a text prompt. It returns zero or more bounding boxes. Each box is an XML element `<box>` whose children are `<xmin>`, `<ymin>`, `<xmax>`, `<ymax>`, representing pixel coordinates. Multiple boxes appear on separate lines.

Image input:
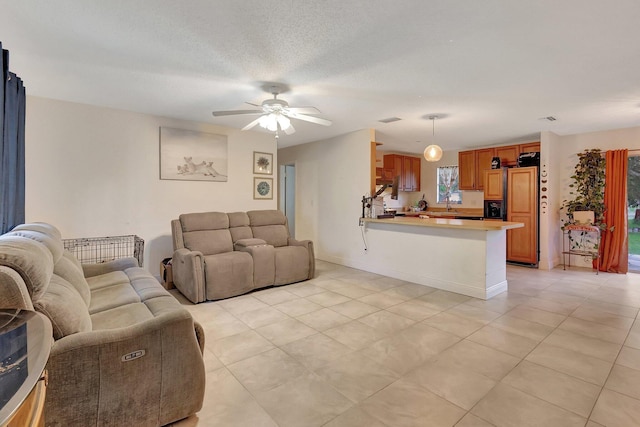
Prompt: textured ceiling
<box><xmin>2</xmin><ymin>1</ymin><xmax>640</xmax><ymax>152</ymax></box>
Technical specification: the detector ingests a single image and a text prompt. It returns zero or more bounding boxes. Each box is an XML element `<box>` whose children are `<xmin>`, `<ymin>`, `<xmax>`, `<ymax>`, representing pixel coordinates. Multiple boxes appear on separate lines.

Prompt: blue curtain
<box><xmin>0</xmin><ymin>42</ymin><xmax>26</xmax><ymax>234</ymax></box>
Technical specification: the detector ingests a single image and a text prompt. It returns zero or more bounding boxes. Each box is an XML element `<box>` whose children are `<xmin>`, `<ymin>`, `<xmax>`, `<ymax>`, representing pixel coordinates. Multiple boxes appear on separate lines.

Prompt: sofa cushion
<box><xmin>12</xmin><ymin>222</ymin><xmax>62</xmax><ymax>240</ymax></box>
<box><xmin>7</xmin><ymin>229</ymin><xmax>64</xmax><ymax>263</ymax></box>
<box><xmin>0</xmin><ymin>236</ymin><xmax>53</xmax><ymax>302</ymax></box>
<box><xmin>228</xmin><ymin>212</ymin><xmax>253</xmax><ymax>242</ymax></box>
<box><xmin>53</xmin><ymin>252</ymin><xmax>91</xmax><ymax>306</ymax></box>
<box><xmin>183</xmin><ymin>230</ymin><xmax>233</xmax><ymax>255</ymax></box>
<box><xmin>90</xmin><ymin>303</ymin><xmax>154</xmax><ymax>330</ymax></box>
<box><xmin>247</xmin><ymin>210</ymin><xmax>286</xmax><ymax>226</ymax></box>
<box><xmin>203</xmin><ymin>252</ymin><xmax>254</xmax><ymax>300</ymax></box>
<box><xmin>180</xmin><ymin>212</ymin><xmax>229</xmax><ymax>231</ymax></box>
<box><xmin>86</xmin><ymin>270</ymin><xmax>130</xmax><ymax>291</ymax></box>
<box><xmin>274</xmin><ymin>246</ymin><xmax>311</xmax><ymax>285</ymax></box>
<box><xmin>251</xmin><ymin>225</ymin><xmax>289</xmax><ymax>248</ymax></box>
<box><xmin>89</xmin><ymin>283</ymin><xmax>140</xmax><ymax>315</ymax></box>
<box><xmin>125</xmin><ymin>267</ymin><xmax>172</xmax><ymax>301</ymax></box>
<box><xmin>248</xmin><ymin>210</ymin><xmax>289</xmax><ymax>247</ymax></box>
<box><xmin>34</xmin><ymin>274</ymin><xmax>92</xmax><ymax>339</ymax></box>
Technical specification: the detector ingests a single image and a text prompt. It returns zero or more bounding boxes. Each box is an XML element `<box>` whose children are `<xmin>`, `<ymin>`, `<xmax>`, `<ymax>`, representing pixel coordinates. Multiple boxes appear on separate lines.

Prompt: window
<box><xmin>437</xmin><ymin>166</ymin><xmax>462</xmax><ymax>204</ymax></box>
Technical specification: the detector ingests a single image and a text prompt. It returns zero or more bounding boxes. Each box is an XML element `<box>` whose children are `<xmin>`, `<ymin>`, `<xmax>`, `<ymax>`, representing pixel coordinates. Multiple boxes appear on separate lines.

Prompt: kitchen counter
<box><xmin>360</xmin><ymin>217</ymin><xmax>524</xmax><ymax>299</ymax></box>
<box><xmin>363</xmin><ymin>216</ymin><xmax>521</xmax><ymax>231</ymax></box>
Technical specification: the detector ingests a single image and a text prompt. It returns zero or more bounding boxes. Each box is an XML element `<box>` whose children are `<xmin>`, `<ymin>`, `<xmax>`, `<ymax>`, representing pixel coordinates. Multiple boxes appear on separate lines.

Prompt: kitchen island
<box><xmin>361</xmin><ymin>216</ymin><xmax>523</xmax><ymax>299</ymax></box>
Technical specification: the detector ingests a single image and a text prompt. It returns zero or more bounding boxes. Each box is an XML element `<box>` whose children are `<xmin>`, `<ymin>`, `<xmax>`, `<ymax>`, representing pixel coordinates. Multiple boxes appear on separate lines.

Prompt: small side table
<box><xmin>0</xmin><ymin>310</ymin><xmax>52</xmax><ymax>427</ymax></box>
<box><xmin>562</xmin><ymin>224</ymin><xmax>601</xmax><ymax>274</ymax></box>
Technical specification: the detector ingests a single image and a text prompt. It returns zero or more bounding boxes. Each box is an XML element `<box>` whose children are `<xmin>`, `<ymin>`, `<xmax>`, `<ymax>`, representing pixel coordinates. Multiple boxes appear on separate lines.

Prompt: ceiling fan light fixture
<box><xmin>277</xmin><ymin>114</ymin><xmax>291</xmax><ymax>130</ymax></box>
<box><xmin>266</xmin><ymin>114</ymin><xmax>278</xmax><ymax>132</ymax></box>
<box><xmin>211</xmin><ymin>84</ymin><xmax>331</xmax><ymax>135</ymax></box>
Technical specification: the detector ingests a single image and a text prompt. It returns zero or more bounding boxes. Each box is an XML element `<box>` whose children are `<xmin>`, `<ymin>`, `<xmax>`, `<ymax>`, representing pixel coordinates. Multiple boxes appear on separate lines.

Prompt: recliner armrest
<box><xmin>172</xmin><ymin>248</ymin><xmax>206</xmax><ymax>303</ymax></box>
<box><xmin>288</xmin><ymin>238</ymin><xmax>312</xmax><ymax>249</ymax></box>
<box><xmin>234</xmin><ymin>238</ymin><xmax>268</xmax><ymax>248</ymax></box>
<box><xmin>288</xmin><ymin>238</ymin><xmax>315</xmax><ymax>279</ymax></box>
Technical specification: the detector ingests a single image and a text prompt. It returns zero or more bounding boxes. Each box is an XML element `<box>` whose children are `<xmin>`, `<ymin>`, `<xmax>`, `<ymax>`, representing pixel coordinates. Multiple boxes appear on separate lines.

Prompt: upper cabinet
<box><xmin>458</xmin><ymin>150</ymin><xmax>476</xmax><ymax>190</ymax></box>
<box><xmin>459</xmin><ymin>148</ymin><xmax>494</xmax><ymax>190</ymax></box>
<box><xmin>495</xmin><ymin>145</ymin><xmax>519</xmax><ymax>167</ymax></box>
<box><xmin>383</xmin><ymin>154</ymin><xmax>421</xmax><ymax>192</ymax></box>
<box><xmin>459</xmin><ymin>142</ymin><xmax>539</xmax><ymax>191</ymax></box>
<box><xmin>484</xmin><ymin>169</ymin><xmax>504</xmax><ymax>200</ymax></box>
<box><xmin>520</xmin><ymin>142</ymin><xmax>541</xmax><ymax>153</ymax></box>
<box><xmin>475</xmin><ymin>148</ymin><xmax>495</xmax><ymax>190</ymax></box>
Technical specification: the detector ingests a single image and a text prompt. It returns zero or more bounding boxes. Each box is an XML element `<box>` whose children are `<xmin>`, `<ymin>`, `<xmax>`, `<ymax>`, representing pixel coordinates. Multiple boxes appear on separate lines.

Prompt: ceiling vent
<box><xmin>378</xmin><ymin>117</ymin><xmax>402</xmax><ymax>123</ymax></box>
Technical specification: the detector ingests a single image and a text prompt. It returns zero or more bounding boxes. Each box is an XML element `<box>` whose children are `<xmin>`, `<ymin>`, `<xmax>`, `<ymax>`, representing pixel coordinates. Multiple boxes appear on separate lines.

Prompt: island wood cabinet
<box><xmin>383</xmin><ymin>154</ymin><xmax>421</xmax><ymax>192</ymax></box>
<box><xmin>506</xmin><ymin>166</ymin><xmax>538</xmax><ymax>264</ymax></box>
<box><xmin>459</xmin><ymin>142</ymin><xmax>540</xmax><ymax>191</ymax></box>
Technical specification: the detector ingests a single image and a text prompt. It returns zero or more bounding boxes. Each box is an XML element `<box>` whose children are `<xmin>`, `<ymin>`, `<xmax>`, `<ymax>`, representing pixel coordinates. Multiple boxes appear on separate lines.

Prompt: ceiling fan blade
<box><xmin>241</xmin><ymin>116</ymin><xmax>263</xmax><ymax>131</ymax></box>
<box><xmin>212</xmin><ymin>109</ymin><xmax>262</xmax><ymax>117</ymax></box>
<box><xmin>288</xmin><ymin>113</ymin><xmax>332</xmax><ymax>126</ymax></box>
<box><xmin>287</xmin><ymin>106</ymin><xmax>321</xmax><ymax>114</ymax></box>
<box><xmin>283</xmin><ymin>123</ymin><xmax>296</xmax><ymax>135</ymax></box>
<box><xmin>245</xmin><ymin>102</ymin><xmax>261</xmax><ymax>107</ymax></box>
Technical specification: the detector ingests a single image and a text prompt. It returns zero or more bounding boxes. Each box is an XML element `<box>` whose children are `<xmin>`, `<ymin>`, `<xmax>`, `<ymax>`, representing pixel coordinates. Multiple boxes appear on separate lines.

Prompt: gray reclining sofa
<box><xmin>0</xmin><ymin>222</ymin><xmax>205</xmax><ymax>426</ymax></box>
<box><xmin>171</xmin><ymin>210</ymin><xmax>315</xmax><ymax>303</ymax></box>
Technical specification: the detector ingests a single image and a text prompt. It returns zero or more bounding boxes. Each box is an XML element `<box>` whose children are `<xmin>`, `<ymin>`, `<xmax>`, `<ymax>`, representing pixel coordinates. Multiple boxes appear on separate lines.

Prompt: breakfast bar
<box><xmin>361</xmin><ymin>216</ymin><xmax>524</xmax><ymax>299</ymax></box>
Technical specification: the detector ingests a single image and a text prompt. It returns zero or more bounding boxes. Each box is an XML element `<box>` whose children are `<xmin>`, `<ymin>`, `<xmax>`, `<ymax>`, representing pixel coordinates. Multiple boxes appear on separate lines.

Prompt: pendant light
<box><xmin>424</xmin><ymin>115</ymin><xmax>443</xmax><ymax>162</ymax></box>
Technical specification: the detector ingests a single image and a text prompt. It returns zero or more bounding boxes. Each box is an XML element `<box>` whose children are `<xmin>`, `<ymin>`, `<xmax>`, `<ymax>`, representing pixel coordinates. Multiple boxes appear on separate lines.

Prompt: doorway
<box><xmin>279</xmin><ymin>164</ymin><xmax>295</xmax><ymax>238</ymax></box>
<box><xmin>628</xmin><ymin>155</ymin><xmax>640</xmax><ymax>272</ymax></box>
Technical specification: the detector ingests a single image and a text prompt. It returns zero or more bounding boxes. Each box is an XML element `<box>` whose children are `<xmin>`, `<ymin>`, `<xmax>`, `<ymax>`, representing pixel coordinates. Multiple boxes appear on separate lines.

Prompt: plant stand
<box><xmin>562</xmin><ymin>224</ymin><xmax>600</xmax><ymax>274</ymax></box>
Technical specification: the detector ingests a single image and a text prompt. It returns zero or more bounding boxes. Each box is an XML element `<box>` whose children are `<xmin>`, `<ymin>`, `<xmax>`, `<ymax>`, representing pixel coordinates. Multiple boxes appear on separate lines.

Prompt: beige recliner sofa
<box><xmin>0</xmin><ymin>223</ymin><xmax>205</xmax><ymax>426</ymax></box>
<box><xmin>171</xmin><ymin>210</ymin><xmax>314</xmax><ymax>303</ymax></box>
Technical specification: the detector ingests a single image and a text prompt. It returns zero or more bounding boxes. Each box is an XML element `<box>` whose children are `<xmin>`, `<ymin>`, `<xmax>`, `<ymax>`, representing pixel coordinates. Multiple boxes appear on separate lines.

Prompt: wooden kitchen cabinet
<box><xmin>458</xmin><ymin>150</ymin><xmax>476</xmax><ymax>190</ymax></box>
<box><xmin>402</xmin><ymin>156</ymin><xmax>412</xmax><ymax>191</ymax></box>
<box><xmin>410</xmin><ymin>156</ymin><xmax>421</xmax><ymax>192</ymax></box>
<box><xmin>483</xmin><ymin>169</ymin><xmax>504</xmax><ymax>200</ymax></box>
<box><xmin>507</xmin><ymin>166</ymin><xmax>538</xmax><ymax>265</ymax></box>
<box><xmin>520</xmin><ymin>141</ymin><xmax>540</xmax><ymax>153</ymax></box>
<box><xmin>495</xmin><ymin>145</ymin><xmax>520</xmax><ymax>167</ymax></box>
<box><xmin>475</xmin><ymin>148</ymin><xmax>495</xmax><ymax>191</ymax></box>
<box><xmin>458</xmin><ymin>148</ymin><xmax>493</xmax><ymax>190</ymax></box>
<box><xmin>383</xmin><ymin>154</ymin><xmax>420</xmax><ymax>192</ymax></box>
<box><xmin>383</xmin><ymin>154</ymin><xmax>403</xmax><ymax>184</ymax></box>
<box><xmin>493</xmin><ymin>142</ymin><xmax>539</xmax><ymax>167</ymax></box>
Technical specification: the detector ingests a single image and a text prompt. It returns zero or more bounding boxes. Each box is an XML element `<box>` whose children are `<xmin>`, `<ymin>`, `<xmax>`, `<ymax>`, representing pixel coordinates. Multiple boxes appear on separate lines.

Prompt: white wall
<box><xmin>539</xmin><ymin>131</ymin><xmax>562</xmax><ymax>269</ymax></box>
<box><xmin>277</xmin><ymin>129</ymin><xmax>371</xmax><ymax>265</ymax></box>
<box><xmin>25</xmin><ymin>96</ymin><xmax>277</xmax><ymax>275</ymax></box>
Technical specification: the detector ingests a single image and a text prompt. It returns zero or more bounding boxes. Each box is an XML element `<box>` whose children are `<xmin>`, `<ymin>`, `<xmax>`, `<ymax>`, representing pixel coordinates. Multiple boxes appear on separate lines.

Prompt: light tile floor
<box><xmin>171</xmin><ymin>261</ymin><xmax>640</xmax><ymax>427</ymax></box>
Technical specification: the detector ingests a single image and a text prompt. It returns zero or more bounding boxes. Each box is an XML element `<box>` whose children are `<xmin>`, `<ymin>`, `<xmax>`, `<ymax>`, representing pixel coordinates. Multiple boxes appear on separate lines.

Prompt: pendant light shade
<box><xmin>424</xmin><ymin>144</ymin><xmax>443</xmax><ymax>162</ymax></box>
<box><xmin>424</xmin><ymin>115</ymin><xmax>443</xmax><ymax>162</ymax></box>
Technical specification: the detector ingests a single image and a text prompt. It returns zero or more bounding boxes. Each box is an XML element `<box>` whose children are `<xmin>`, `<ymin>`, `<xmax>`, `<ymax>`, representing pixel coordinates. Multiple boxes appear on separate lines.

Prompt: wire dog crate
<box><xmin>62</xmin><ymin>235</ymin><xmax>144</xmax><ymax>267</ymax></box>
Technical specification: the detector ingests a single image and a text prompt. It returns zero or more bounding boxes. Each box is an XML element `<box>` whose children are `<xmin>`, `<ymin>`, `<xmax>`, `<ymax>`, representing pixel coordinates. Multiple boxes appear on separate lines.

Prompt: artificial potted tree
<box><xmin>562</xmin><ymin>148</ymin><xmax>606</xmax><ymax>226</ymax></box>
<box><xmin>561</xmin><ymin>148</ymin><xmax>607</xmax><ymax>261</ymax></box>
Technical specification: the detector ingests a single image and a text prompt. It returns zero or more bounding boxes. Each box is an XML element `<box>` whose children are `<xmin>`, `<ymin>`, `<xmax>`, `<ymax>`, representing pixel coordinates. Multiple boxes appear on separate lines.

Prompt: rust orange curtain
<box><xmin>599</xmin><ymin>149</ymin><xmax>628</xmax><ymax>273</ymax></box>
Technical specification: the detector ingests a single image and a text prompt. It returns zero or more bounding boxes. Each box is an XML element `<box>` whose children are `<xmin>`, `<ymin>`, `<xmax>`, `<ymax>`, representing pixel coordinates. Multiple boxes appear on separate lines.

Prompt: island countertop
<box><xmin>362</xmin><ymin>216</ymin><xmax>524</xmax><ymax>231</ymax></box>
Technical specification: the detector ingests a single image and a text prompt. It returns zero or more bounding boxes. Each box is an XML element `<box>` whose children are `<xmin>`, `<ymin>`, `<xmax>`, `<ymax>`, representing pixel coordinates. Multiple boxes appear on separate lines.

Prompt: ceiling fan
<box><xmin>211</xmin><ymin>84</ymin><xmax>332</xmax><ymax>137</ymax></box>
